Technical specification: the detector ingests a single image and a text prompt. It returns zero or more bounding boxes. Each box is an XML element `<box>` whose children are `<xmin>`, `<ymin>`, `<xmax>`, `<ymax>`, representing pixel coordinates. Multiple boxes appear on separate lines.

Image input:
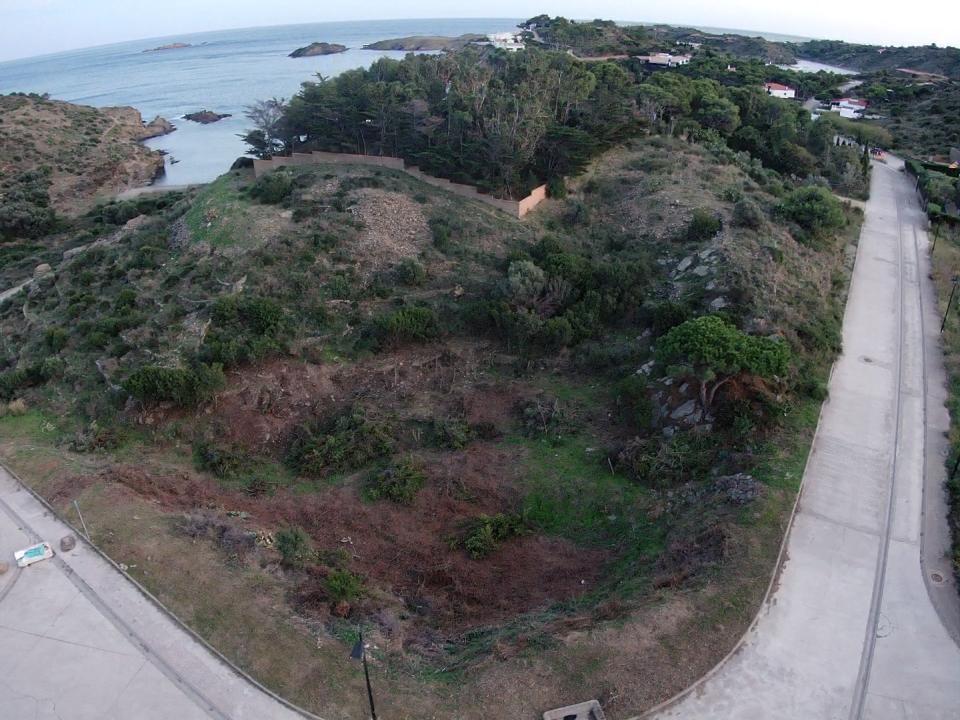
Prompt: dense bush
<box><xmin>248</xmin><ymin>171</ymin><xmax>294</xmax><ymax>204</ymax></box>
<box><xmin>374</xmin><ymin>306</ymin><xmax>440</xmax><ymax>344</ymax></box>
<box><xmin>286</xmin><ymin>406</ymin><xmax>393</xmax><ymax>477</ymax></box>
<box><xmin>325</xmin><ymin>569</ymin><xmax>364</xmax><ymax>602</ymax></box>
<box><xmin>276</xmin><ymin>526</ymin><xmax>311</xmax><ymax>566</ymax></box>
<box><xmin>732</xmin><ymin>197</ymin><xmax>766</xmax><ymax>228</ymax></box>
<box><xmin>396</xmin><ymin>258</ymin><xmax>427</xmax><ymax>286</ymax></box>
<box><xmin>193</xmin><ymin>439</ymin><xmax>251</xmax><ymax>479</ymax></box>
<box><xmin>618</xmin><ymin>431</ymin><xmax>720</xmax><ymax>487</ymax></box>
<box><xmin>777</xmin><ymin>186</ymin><xmax>845</xmax><ymax>244</ymax></box>
<box><xmin>686</xmin><ymin>209</ymin><xmax>722</xmax><ymax>242</ymax></box>
<box><xmin>457</xmin><ymin>513</ymin><xmax>528</xmax><ymax>559</ymax></box>
<box><xmin>0</xmin><ymin>358</ymin><xmax>63</xmax><ymax>400</ymax></box>
<box><xmin>124</xmin><ymin>363</ymin><xmax>226</xmax><ymax>407</ymax></box>
<box><xmin>0</xmin><ymin>169</ymin><xmax>55</xmax><ymax>240</ymax></box>
<box><xmin>365</xmin><ymin>457</ymin><xmax>425</xmax><ymax>504</ymax></box>
<box><xmin>201</xmin><ymin>295</ymin><xmax>290</xmax><ymax>367</ymax></box>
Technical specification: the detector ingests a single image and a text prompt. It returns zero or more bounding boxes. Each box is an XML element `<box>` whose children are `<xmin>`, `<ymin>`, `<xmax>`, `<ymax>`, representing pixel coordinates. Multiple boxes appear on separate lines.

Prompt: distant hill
<box><xmin>362</xmin><ymin>34</ymin><xmax>486</xmax><ymax>52</ymax></box>
<box><xmin>796</xmin><ymin>40</ymin><xmax>960</xmax><ymax>79</ymax></box>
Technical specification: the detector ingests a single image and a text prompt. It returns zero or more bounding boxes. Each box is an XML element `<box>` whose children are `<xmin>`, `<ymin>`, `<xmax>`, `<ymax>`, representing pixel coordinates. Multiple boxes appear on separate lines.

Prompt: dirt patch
<box><xmin>349</xmin><ymin>189</ymin><xmax>430</xmax><ymax>271</ymax></box>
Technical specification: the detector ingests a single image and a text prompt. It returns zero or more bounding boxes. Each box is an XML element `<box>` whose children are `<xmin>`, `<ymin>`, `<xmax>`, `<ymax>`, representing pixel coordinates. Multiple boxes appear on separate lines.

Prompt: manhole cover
<box><xmin>931</xmin><ymin>572</ymin><xmax>945</xmax><ymax>584</ymax></box>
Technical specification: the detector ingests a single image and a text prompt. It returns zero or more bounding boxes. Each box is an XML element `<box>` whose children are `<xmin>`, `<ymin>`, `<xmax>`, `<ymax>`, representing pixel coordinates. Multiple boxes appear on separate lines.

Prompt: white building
<box><xmin>764</xmin><ymin>82</ymin><xmax>796</xmax><ymax>99</ymax></box>
<box><xmin>829</xmin><ymin>97</ymin><xmax>868</xmax><ymax>119</ymax></box>
<box><xmin>637</xmin><ymin>52</ymin><xmax>691</xmax><ymax>67</ymax></box>
<box><xmin>487</xmin><ymin>32</ymin><xmax>525</xmax><ymax>51</ymax></box>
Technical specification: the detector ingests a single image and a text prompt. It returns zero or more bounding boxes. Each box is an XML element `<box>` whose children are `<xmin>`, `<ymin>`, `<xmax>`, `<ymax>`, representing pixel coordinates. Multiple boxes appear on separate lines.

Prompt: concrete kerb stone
<box><xmin>0</xmin><ymin>459</ymin><xmax>324</xmax><ymax>720</ymax></box>
<box><xmin>631</xmin><ymin>228</ymin><xmax>861</xmax><ymax>719</ymax></box>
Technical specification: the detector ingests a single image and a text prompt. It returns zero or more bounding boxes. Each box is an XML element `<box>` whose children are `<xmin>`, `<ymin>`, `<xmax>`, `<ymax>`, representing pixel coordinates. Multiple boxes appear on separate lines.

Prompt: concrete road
<box><xmin>0</xmin><ymin>466</ymin><xmax>314</xmax><ymax>720</ymax></box>
<box><xmin>642</xmin><ymin>161</ymin><xmax>960</xmax><ymax>719</ymax></box>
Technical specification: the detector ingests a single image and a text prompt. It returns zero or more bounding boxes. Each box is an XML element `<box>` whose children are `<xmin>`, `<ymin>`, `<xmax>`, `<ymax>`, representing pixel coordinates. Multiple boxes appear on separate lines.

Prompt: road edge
<box><xmin>0</xmin><ymin>458</ymin><xmax>325</xmax><ymax>720</ymax></box>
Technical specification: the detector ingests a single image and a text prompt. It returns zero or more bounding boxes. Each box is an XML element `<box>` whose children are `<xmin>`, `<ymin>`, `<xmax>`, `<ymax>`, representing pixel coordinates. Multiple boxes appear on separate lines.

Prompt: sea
<box><xmin>0</xmin><ymin>19</ymin><xmax>521</xmax><ymax>186</ymax></box>
<box><xmin>0</xmin><ymin>18</ymin><xmax>851</xmax><ymax>187</ymax></box>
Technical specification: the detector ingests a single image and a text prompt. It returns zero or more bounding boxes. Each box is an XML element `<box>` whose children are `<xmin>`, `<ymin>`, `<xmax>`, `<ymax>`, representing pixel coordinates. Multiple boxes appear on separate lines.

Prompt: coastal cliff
<box><xmin>0</xmin><ymin>93</ymin><xmax>166</xmax><ymax>214</ymax></box>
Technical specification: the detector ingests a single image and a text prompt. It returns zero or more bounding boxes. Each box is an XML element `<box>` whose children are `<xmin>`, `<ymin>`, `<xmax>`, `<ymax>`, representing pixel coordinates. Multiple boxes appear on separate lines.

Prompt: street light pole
<box><xmin>931</xmin><ymin>222</ymin><xmax>942</xmax><ymax>255</ymax></box>
<box><xmin>351</xmin><ymin>630</ymin><xmax>378</xmax><ymax>720</ymax></box>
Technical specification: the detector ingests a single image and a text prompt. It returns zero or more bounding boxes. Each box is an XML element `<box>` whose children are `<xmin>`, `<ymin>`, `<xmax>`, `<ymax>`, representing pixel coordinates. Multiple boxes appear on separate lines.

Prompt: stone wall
<box><xmin>252</xmin><ymin>151</ymin><xmax>547</xmax><ymax>218</ymax></box>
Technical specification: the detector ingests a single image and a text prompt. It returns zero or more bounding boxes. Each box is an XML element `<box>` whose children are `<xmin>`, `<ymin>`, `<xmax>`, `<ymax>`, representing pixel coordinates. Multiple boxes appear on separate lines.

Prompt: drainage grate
<box><xmin>931</xmin><ymin>572</ymin><xmax>945</xmax><ymax>584</ymax></box>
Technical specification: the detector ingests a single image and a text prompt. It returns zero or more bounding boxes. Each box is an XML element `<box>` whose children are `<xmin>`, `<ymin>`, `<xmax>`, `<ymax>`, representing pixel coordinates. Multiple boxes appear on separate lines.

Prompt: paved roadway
<box><xmin>0</xmin><ymin>466</ymin><xmax>312</xmax><ymax>720</ymax></box>
<box><xmin>642</xmin><ymin>160</ymin><xmax>960</xmax><ymax>719</ymax></box>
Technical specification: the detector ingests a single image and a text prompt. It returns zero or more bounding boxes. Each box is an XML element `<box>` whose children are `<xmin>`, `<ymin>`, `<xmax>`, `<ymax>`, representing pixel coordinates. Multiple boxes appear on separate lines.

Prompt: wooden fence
<box><xmin>252</xmin><ymin>151</ymin><xmax>548</xmax><ymax>218</ymax></box>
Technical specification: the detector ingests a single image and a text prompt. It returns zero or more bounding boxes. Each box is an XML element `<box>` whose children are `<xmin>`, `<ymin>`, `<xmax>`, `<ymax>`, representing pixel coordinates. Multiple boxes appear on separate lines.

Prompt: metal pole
<box><xmin>941</xmin><ymin>279</ymin><xmax>958</xmax><ymax>333</ymax></box>
<box><xmin>361</xmin><ymin>634</ymin><xmax>378</xmax><ymax>720</ymax></box>
<box><xmin>932</xmin><ymin>223</ymin><xmax>941</xmax><ymax>254</ymax></box>
<box><xmin>73</xmin><ymin>499</ymin><xmax>90</xmax><ymax>539</ymax></box>
<box><xmin>951</xmin><ymin>452</ymin><xmax>960</xmax><ymax>482</ymax></box>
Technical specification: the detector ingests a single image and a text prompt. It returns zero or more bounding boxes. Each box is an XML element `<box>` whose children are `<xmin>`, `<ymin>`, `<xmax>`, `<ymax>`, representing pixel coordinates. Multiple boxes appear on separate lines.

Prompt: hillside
<box><xmin>0</xmin><ymin>124</ymin><xmax>860</xmax><ymax>718</ymax></box>
<box><xmin>797</xmin><ymin>39</ymin><xmax>960</xmax><ymax>79</ymax></box>
<box><xmin>0</xmin><ymin>93</ymin><xmax>167</xmax><ymax>217</ymax></box>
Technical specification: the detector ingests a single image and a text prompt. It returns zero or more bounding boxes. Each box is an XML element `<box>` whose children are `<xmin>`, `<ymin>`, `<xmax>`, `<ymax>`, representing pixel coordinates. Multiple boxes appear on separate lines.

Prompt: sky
<box><xmin>0</xmin><ymin>0</ymin><xmax>958</xmax><ymax>62</ymax></box>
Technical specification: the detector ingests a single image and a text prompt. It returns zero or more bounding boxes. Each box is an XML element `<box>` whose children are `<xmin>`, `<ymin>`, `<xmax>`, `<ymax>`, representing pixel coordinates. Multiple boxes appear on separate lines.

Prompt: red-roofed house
<box><xmin>830</xmin><ymin>97</ymin><xmax>868</xmax><ymax>119</ymax></box>
<box><xmin>764</xmin><ymin>82</ymin><xmax>796</xmax><ymax>99</ymax></box>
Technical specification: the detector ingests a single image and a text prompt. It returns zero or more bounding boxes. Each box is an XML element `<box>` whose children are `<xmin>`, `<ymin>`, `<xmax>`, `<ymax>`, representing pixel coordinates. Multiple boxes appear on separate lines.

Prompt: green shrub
<box><xmin>0</xmin><ymin>358</ymin><xmax>62</xmax><ymax>400</ymax></box>
<box><xmin>458</xmin><ymin>513</ymin><xmax>528</xmax><ymax>559</ymax></box>
<box><xmin>365</xmin><ymin>457</ymin><xmax>425</xmax><ymax>504</ymax></box>
<box><xmin>249</xmin><ymin>171</ymin><xmax>294</xmax><ymax>204</ymax></box>
<box><xmin>396</xmin><ymin>258</ymin><xmax>427</xmax><ymax>286</ymax></box>
<box><xmin>428</xmin><ymin>216</ymin><xmax>455</xmax><ymax>251</ymax></box>
<box><xmin>618</xmin><ymin>431</ymin><xmax>720</xmax><ymax>487</ymax></box>
<box><xmin>777</xmin><ymin>186</ymin><xmax>845</xmax><ymax>244</ymax></box>
<box><xmin>275</xmin><ymin>526</ymin><xmax>311</xmax><ymax>566</ymax></box>
<box><xmin>193</xmin><ymin>439</ymin><xmax>250</xmax><ymax>479</ymax></box>
<box><xmin>124</xmin><ymin>363</ymin><xmax>226</xmax><ymax>407</ymax></box>
<box><xmin>286</xmin><ymin>406</ymin><xmax>393</xmax><ymax>477</ymax></box>
<box><xmin>686</xmin><ymin>208</ymin><xmax>722</xmax><ymax>242</ymax></box>
<box><xmin>646</xmin><ymin>301</ymin><xmax>692</xmax><ymax>337</ymax></box>
<box><xmin>374</xmin><ymin>306</ymin><xmax>440</xmax><ymax>344</ymax></box>
<box><xmin>732</xmin><ymin>197</ymin><xmax>765</xmax><ymax>228</ymax></box>
<box><xmin>325</xmin><ymin>569</ymin><xmax>364</xmax><ymax>602</ymax></box>
<box><xmin>201</xmin><ymin>295</ymin><xmax>290</xmax><ymax>367</ymax></box>
<box><xmin>616</xmin><ymin>375</ymin><xmax>654</xmax><ymax>431</ymax></box>
<box><xmin>430</xmin><ymin>418</ymin><xmax>471</xmax><ymax>449</ymax></box>
<box><xmin>44</xmin><ymin>326</ymin><xmax>69</xmax><ymax>353</ymax></box>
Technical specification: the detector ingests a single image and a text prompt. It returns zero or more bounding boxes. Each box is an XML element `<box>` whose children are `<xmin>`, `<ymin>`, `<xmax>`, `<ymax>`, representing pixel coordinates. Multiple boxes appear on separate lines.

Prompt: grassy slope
<box><xmin>0</xmin><ymin>136</ymin><xmax>862</xmax><ymax>718</ymax></box>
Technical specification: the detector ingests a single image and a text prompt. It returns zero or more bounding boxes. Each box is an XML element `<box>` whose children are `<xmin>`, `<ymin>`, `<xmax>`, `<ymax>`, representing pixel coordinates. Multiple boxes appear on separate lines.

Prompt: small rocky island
<box><xmin>289</xmin><ymin>42</ymin><xmax>348</xmax><ymax>58</ymax></box>
<box><xmin>143</xmin><ymin>42</ymin><xmax>192</xmax><ymax>53</ymax></box>
<box><xmin>362</xmin><ymin>34</ymin><xmax>486</xmax><ymax>51</ymax></box>
<box><xmin>140</xmin><ymin>116</ymin><xmax>176</xmax><ymax>139</ymax></box>
<box><xmin>183</xmin><ymin>110</ymin><xmax>231</xmax><ymax>124</ymax></box>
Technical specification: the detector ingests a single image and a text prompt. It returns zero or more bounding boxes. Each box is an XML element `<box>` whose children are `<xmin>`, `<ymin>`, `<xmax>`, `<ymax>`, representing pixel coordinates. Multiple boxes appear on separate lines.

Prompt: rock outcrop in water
<box><xmin>140</xmin><ymin>116</ymin><xmax>176</xmax><ymax>139</ymax></box>
<box><xmin>184</xmin><ymin>110</ymin><xmax>232</xmax><ymax>124</ymax></box>
<box><xmin>143</xmin><ymin>42</ymin><xmax>192</xmax><ymax>53</ymax></box>
<box><xmin>289</xmin><ymin>42</ymin><xmax>348</xmax><ymax>58</ymax></box>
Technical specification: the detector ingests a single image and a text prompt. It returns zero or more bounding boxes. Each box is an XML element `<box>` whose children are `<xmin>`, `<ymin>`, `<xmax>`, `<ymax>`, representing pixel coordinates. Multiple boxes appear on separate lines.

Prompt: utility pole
<box><xmin>941</xmin><ymin>275</ymin><xmax>959</xmax><ymax>333</ymax></box>
<box><xmin>350</xmin><ymin>630</ymin><xmax>378</xmax><ymax>720</ymax></box>
<box><xmin>932</xmin><ymin>222</ymin><xmax>942</xmax><ymax>255</ymax></box>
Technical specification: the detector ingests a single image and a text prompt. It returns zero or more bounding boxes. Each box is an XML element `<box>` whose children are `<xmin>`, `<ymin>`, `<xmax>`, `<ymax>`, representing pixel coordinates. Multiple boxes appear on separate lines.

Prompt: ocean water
<box><xmin>0</xmin><ymin>19</ymin><xmax>521</xmax><ymax>186</ymax></box>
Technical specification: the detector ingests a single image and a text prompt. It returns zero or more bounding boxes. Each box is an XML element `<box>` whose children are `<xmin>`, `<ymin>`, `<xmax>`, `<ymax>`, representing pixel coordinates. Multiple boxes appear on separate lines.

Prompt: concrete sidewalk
<box><xmin>0</xmin><ymin>466</ymin><xmax>313</xmax><ymax>720</ymax></box>
<box><xmin>643</xmin><ymin>161</ymin><xmax>960</xmax><ymax>719</ymax></box>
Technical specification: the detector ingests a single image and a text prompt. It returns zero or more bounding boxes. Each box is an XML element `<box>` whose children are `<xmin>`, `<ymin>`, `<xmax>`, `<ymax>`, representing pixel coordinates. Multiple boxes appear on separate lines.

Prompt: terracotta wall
<box><xmin>252</xmin><ymin>151</ymin><xmax>547</xmax><ymax>218</ymax></box>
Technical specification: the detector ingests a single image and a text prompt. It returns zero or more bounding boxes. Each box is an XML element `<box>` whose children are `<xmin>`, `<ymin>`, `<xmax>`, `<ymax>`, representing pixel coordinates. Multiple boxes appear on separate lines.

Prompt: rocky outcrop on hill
<box><xmin>362</xmin><ymin>34</ymin><xmax>486</xmax><ymax>52</ymax></box>
<box><xmin>289</xmin><ymin>42</ymin><xmax>348</xmax><ymax>58</ymax></box>
<box><xmin>184</xmin><ymin>110</ymin><xmax>231</xmax><ymax>124</ymax></box>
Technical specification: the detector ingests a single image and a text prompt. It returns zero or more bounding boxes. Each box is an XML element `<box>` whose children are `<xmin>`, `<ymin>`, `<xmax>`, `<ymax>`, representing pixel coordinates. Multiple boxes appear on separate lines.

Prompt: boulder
<box><xmin>140</xmin><ymin>116</ymin><xmax>175</xmax><ymax>139</ymax></box>
<box><xmin>60</xmin><ymin>534</ymin><xmax>77</xmax><ymax>552</ymax></box>
<box><xmin>33</xmin><ymin>263</ymin><xmax>52</xmax><ymax>278</ymax></box>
